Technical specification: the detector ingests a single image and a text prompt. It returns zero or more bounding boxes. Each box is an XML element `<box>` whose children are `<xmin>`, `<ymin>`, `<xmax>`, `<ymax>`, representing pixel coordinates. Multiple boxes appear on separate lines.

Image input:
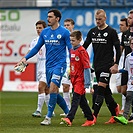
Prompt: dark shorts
<box><xmin>121</xmin><ymin>72</ymin><xmax>128</xmax><ymax>86</ymax></box>
<box><xmin>95</xmin><ymin>71</ymin><xmax>111</xmax><ymax>84</ymax></box>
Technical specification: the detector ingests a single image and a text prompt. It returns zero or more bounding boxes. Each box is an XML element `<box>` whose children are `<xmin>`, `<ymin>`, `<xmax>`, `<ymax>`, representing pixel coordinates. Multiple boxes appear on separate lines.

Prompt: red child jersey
<box><xmin>70</xmin><ymin>46</ymin><xmax>90</xmax><ymax>95</ymax></box>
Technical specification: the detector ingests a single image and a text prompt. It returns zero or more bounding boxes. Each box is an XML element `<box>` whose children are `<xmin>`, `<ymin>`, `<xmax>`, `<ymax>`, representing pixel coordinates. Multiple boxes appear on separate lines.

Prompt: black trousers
<box><xmin>67</xmin><ymin>92</ymin><xmax>93</xmax><ymax>122</ymax></box>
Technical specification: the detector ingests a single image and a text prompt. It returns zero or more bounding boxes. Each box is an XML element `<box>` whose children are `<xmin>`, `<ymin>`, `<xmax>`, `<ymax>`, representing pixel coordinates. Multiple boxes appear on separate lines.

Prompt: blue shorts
<box><xmin>46</xmin><ymin>66</ymin><xmax>66</xmax><ymax>88</ymax></box>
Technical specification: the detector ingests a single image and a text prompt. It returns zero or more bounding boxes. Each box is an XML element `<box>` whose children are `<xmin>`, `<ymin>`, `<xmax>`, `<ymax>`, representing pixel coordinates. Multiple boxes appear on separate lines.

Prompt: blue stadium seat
<box><xmin>125</xmin><ymin>0</ymin><xmax>133</xmax><ymax>6</ymax></box>
<box><xmin>58</xmin><ymin>0</ymin><xmax>70</xmax><ymax>6</ymax></box>
<box><xmin>84</xmin><ymin>0</ymin><xmax>97</xmax><ymax>6</ymax></box>
<box><xmin>71</xmin><ymin>0</ymin><xmax>83</xmax><ymax>6</ymax></box>
<box><xmin>52</xmin><ymin>0</ymin><xmax>58</xmax><ymax>6</ymax></box>
<box><xmin>111</xmin><ymin>0</ymin><xmax>124</xmax><ymax>6</ymax></box>
<box><xmin>97</xmin><ymin>0</ymin><xmax>110</xmax><ymax>6</ymax></box>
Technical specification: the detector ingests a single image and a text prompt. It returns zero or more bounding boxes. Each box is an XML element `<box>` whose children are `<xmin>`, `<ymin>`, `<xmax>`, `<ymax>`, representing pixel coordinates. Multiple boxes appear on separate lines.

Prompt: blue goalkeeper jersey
<box><xmin>25</xmin><ymin>25</ymin><xmax>72</xmax><ymax>69</ymax></box>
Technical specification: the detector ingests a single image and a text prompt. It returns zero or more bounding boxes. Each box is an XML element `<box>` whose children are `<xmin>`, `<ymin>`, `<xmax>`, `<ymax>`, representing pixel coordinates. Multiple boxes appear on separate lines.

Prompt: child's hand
<box><xmin>90</xmin><ymin>88</ymin><xmax>94</xmax><ymax>94</ymax></box>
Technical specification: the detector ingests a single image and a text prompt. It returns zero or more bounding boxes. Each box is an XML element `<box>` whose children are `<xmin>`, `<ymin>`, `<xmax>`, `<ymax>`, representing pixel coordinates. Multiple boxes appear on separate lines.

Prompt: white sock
<box><xmin>63</xmin><ymin>92</ymin><xmax>71</xmax><ymax>110</ymax></box>
<box><xmin>45</xmin><ymin>94</ymin><xmax>50</xmax><ymax>107</ymax></box>
<box><xmin>121</xmin><ymin>95</ymin><xmax>126</xmax><ymax>110</ymax></box>
<box><xmin>36</xmin><ymin>93</ymin><xmax>45</xmax><ymax>113</ymax></box>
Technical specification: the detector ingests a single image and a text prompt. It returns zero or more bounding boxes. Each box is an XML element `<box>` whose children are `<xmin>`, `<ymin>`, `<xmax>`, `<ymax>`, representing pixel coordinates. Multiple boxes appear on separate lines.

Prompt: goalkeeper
<box><xmin>15</xmin><ymin>9</ymin><xmax>71</xmax><ymax>125</ymax></box>
<box><xmin>15</xmin><ymin>20</ymin><xmax>55</xmax><ymax>117</ymax></box>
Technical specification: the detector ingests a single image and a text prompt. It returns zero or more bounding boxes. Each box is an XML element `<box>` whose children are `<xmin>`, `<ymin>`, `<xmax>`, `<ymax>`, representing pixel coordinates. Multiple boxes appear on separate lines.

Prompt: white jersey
<box><xmin>125</xmin><ymin>53</ymin><xmax>133</xmax><ymax>91</ymax></box>
<box><xmin>115</xmin><ymin>32</ymin><xmax>125</xmax><ymax>86</ymax></box>
<box><xmin>118</xmin><ymin>32</ymin><xmax>125</xmax><ymax>69</ymax></box>
<box><xmin>29</xmin><ymin>36</ymin><xmax>46</xmax><ymax>82</ymax></box>
<box><xmin>118</xmin><ymin>32</ymin><xmax>122</xmax><ymax>43</ymax></box>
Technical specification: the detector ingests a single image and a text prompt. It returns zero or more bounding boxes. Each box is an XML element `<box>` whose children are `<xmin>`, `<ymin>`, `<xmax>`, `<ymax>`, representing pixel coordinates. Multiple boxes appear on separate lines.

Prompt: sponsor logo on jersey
<box><xmin>100</xmin><ymin>72</ymin><xmax>110</xmax><ymax>77</ymax></box>
<box><xmin>52</xmin><ymin>74</ymin><xmax>61</xmax><ymax>80</ymax></box>
<box><xmin>71</xmin><ymin>54</ymin><xmax>75</xmax><ymax>58</ymax></box>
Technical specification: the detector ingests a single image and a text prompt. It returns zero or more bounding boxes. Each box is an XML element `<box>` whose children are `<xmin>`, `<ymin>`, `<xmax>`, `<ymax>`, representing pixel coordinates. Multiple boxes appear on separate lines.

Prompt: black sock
<box><xmin>105</xmin><ymin>94</ymin><xmax>117</xmax><ymax>116</ymax></box>
<box><xmin>93</xmin><ymin>86</ymin><xmax>105</xmax><ymax>117</ymax></box>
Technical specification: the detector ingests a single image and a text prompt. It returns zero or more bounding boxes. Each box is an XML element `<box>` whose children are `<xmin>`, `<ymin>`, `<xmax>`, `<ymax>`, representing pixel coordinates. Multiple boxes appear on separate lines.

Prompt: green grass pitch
<box><xmin>0</xmin><ymin>92</ymin><xmax>133</xmax><ymax>133</ymax></box>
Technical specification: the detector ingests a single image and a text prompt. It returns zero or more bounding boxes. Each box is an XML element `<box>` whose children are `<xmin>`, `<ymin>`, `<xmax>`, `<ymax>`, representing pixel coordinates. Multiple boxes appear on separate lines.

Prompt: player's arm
<box><xmin>110</xmin><ymin>30</ymin><xmax>121</xmax><ymax>74</ymax></box>
<box><xmin>84</xmin><ymin>68</ymin><xmax>91</xmax><ymax>89</ymax></box>
<box><xmin>82</xmin><ymin>30</ymin><xmax>92</xmax><ymax>50</ymax></box>
<box><xmin>80</xmin><ymin>50</ymin><xmax>91</xmax><ymax>88</ymax></box>
<box><xmin>119</xmin><ymin>54</ymin><xmax>129</xmax><ymax>73</ymax></box>
<box><xmin>120</xmin><ymin>33</ymin><xmax>125</xmax><ymax>54</ymax></box>
<box><xmin>16</xmin><ymin>34</ymin><xmax>44</xmax><ymax>67</ymax></box>
<box><xmin>25</xmin><ymin>35</ymin><xmax>44</xmax><ymax>60</ymax></box>
<box><xmin>65</xmin><ymin>30</ymin><xmax>72</xmax><ymax>51</ymax></box>
<box><xmin>65</xmin><ymin>30</ymin><xmax>72</xmax><ymax>61</ymax></box>
<box><xmin>113</xmin><ymin>30</ymin><xmax>121</xmax><ymax>65</ymax></box>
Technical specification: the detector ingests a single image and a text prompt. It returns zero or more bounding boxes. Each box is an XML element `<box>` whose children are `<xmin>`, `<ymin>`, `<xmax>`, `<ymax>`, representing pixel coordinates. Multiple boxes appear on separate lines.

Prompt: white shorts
<box><xmin>37</xmin><ymin>71</ymin><xmax>46</xmax><ymax>83</ymax></box>
<box><xmin>61</xmin><ymin>77</ymin><xmax>71</xmax><ymax>85</ymax></box>
<box><xmin>115</xmin><ymin>73</ymin><xmax>121</xmax><ymax>86</ymax></box>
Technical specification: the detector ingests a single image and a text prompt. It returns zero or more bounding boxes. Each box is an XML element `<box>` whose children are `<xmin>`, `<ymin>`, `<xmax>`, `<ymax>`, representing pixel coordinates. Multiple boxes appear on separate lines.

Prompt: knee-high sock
<box><xmin>123</xmin><ymin>91</ymin><xmax>133</xmax><ymax>119</ymax></box>
<box><xmin>57</xmin><ymin>93</ymin><xmax>69</xmax><ymax>114</ymax></box>
<box><xmin>45</xmin><ymin>94</ymin><xmax>50</xmax><ymax>107</ymax></box>
<box><xmin>121</xmin><ymin>94</ymin><xmax>126</xmax><ymax>110</ymax></box>
<box><xmin>47</xmin><ymin>93</ymin><xmax>57</xmax><ymax>118</ymax></box>
<box><xmin>104</xmin><ymin>86</ymin><xmax>118</xmax><ymax>116</ymax></box>
<box><xmin>132</xmin><ymin>100</ymin><xmax>133</xmax><ymax>115</ymax></box>
<box><xmin>37</xmin><ymin>93</ymin><xmax>45</xmax><ymax>113</ymax></box>
<box><xmin>105</xmin><ymin>94</ymin><xmax>117</xmax><ymax>116</ymax></box>
<box><xmin>92</xmin><ymin>84</ymin><xmax>98</xmax><ymax>110</ymax></box>
<box><xmin>93</xmin><ymin>86</ymin><xmax>105</xmax><ymax>117</ymax></box>
<box><xmin>63</xmin><ymin>92</ymin><xmax>71</xmax><ymax>110</ymax></box>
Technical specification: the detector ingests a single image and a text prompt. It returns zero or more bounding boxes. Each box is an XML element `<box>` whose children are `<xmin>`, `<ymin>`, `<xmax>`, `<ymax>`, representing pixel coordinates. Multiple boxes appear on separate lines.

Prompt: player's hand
<box><xmin>15</xmin><ymin>58</ymin><xmax>27</xmax><ymax>67</ymax></box>
<box><xmin>110</xmin><ymin>64</ymin><xmax>119</xmax><ymax>74</ymax></box>
<box><xmin>90</xmin><ymin>88</ymin><xmax>94</xmax><ymax>94</ymax></box>
<box><xmin>14</xmin><ymin>58</ymin><xmax>28</xmax><ymax>72</ymax></box>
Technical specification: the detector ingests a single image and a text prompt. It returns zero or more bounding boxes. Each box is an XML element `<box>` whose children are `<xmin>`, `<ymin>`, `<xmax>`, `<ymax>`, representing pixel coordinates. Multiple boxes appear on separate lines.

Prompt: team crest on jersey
<box><xmin>103</xmin><ymin>32</ymin><xmax>108</xmax><ymax>37</ymax></box>
<box><xmin>57</xmin><ymin>34</ymin><xmax>62</xmax><ymax>39</ymax></box>
<box><xmin>75</xmin><ymin>56</ymin><xmax>79</xmax><ymax>61</ymax></box>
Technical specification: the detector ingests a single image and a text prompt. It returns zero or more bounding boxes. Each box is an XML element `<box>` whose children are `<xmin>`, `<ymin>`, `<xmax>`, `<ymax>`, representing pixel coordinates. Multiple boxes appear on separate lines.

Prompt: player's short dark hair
<box><xmin>64</xmin><ymin>18</ymin><xmax>75</xmax><ymax>25</ymax></box>
<box><xmin>128</xmin><ymin>10</ymin><xmax>133</xmax><ymax>14</ymax></box>
<box><xmin>48</xmin><ymin>9</ymin><xmax>62</xmax><ymax>22</ymax></box>
<box><xmin>70</xmin><ymin>30</ymin><xmax>82</xmax><ymax>40</ymax></box>
<box><xmin>35</xmin><ymin>20</ymin><xmax>47</xmax><ymax>28</ymax></box>
<box><xmin>120</xmin><ymin>18</ymin><xmax>128</xmax><ymax>27</ymax></box>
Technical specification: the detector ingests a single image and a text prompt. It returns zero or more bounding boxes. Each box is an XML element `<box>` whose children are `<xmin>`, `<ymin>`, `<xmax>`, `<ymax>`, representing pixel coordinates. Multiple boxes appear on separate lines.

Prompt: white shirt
<box><xmin>125</xmin><ymin>53</ymin><xmax>133</xmax><ymax>91</ymax></box>
<box><xmin>29</xmin><ymin>36</ymin><xmax>46</xmax><ymax>73</ymax></box>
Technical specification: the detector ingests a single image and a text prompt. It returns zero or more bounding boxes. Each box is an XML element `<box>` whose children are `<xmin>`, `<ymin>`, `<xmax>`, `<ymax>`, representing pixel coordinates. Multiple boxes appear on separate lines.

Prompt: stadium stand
<box><xmin>0</xmin><ymin>0</ymin><xmax>36</xmax><ymax>7</ymax></box>
<box><xmin>0</xmin><ymin>0</ymin><xmax>133</xmax><ymax>8</ymax></box>
<box><xmin>71</xmin><ymin>0</ymin><xmax>84</xmax><ymax>6</ymax></box>
<box><xmin>125</xmin><ymin>0</ymin><xmax>133</xmax><ymax>6</ymax></box>
<box><xmin>97</xmin><ymin>0</ymin><xmax>111</xmax><ymax>6</ymax></box>
<box><xmin>111</xmin><ymin>0</ymin><xmax>124</xmax><ymax>6</ymax></box>
<box><xmin>58</xmin><ymin>0</ymin><xmax>70</xmax><ymax>6</ymax></box>
<box><xmin>84</xmin><ymin>0</ymin><xmax>97</xmax><ymax>6</ymax></box>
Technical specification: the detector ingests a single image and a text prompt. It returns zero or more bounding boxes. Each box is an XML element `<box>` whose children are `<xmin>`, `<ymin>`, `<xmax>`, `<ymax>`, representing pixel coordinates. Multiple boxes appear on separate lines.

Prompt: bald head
<box><xmin>95</xmin><ymin>9</ymin><xmax>107</xmax><ymax>29</ymax></box>
<box><xmin>96</xmin><ymin>9</ymin><xmax>106</xmax><ymax>18</ymax></box>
